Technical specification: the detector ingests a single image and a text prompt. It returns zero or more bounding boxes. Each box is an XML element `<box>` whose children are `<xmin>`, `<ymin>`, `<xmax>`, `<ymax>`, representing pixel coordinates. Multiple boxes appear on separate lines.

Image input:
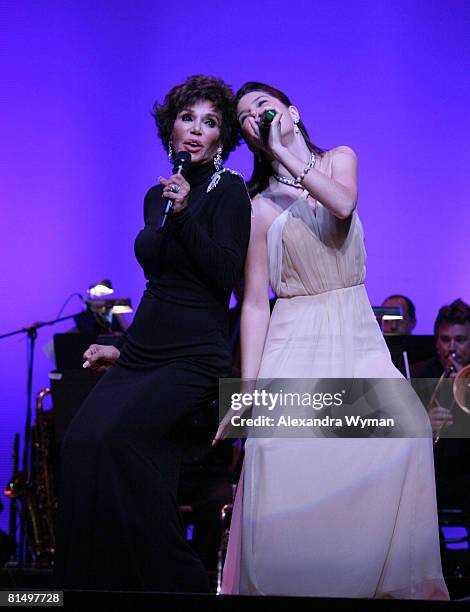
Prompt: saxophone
<box><xmin>5</xmin><ymin>388</ymin><xmax>57</xmax><ymax>566</ymax></box>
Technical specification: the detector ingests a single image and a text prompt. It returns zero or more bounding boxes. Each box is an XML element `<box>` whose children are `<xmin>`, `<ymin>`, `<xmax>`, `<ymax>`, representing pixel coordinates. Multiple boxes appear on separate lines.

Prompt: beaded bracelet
<box><xmin>273</xmin><ymin>151</ymin><xmax>317</xmax><ymax>188</ymax></box>
<box><xmin>295</xmin><ymin>152</ymin><xmax>316</xmax><ymax>184</ymax></box>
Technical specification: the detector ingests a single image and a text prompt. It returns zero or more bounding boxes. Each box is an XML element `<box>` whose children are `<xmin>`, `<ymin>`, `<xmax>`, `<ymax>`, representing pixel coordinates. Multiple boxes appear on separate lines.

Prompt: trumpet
<box><xmin>431</xmin><ymin>352</ymin><xmax>470</xmax><ymax>444</ymax></box>
<box><xmin>454</xmin><ymin>363</ymin><xmax>470</xmax><ymax>415</ymax></box>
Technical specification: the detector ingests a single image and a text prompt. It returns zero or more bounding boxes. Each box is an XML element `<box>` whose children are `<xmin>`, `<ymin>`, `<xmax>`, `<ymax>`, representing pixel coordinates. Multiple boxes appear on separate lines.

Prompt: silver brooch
<box><xmin>207</xmin><ymin>168</ymin><xmax>243</xmax><ymax>193</ymax></box>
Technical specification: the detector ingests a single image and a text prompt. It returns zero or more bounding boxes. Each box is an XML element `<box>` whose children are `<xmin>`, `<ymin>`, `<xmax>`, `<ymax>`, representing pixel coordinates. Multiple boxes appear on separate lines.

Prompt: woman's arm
<box><xmin>170</xmin><ymin>175</ymin><xmax>252</xmax><ymax>295</ymax></box>
<box><xmin>240</xmin><ymin>198</ymin><xmax>272</xmax><ymax>380</ymax></box>
<box><xmin>275</xmin><ymin>145</ymin><xmax>358</xmax><ymax>219</ymax></box>
<box><xmin>260</xmin><ymin>112</ymin><xmax>357</xmax><ymax>219</ymax></box>
<box><xmin>212</xmin><ymin>198</ymin><xmax>272</xmax><ymax>445</ymax></box>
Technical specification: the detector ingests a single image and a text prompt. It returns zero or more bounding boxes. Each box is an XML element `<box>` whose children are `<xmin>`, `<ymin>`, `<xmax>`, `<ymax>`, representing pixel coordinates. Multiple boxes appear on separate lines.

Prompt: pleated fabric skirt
<box><xmin>222</xmin><ymin>285</ymin><xmax>448</xmax><ymax>599</ymax></box>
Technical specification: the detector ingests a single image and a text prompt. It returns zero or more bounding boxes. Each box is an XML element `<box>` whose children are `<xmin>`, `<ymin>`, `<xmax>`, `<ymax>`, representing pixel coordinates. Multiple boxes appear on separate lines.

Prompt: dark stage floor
<box><xmin>1</xmin><ymin>570</ymin><xmax>470</xmax><ymax>610</ymax></box>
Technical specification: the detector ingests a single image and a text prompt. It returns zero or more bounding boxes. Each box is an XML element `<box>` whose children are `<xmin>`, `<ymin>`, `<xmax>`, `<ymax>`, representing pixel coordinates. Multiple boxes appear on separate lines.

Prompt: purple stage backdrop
<box><xmin>1</xmin><ymin>1</ymin><xmax>469</xmax><ymax>533</ymax></box>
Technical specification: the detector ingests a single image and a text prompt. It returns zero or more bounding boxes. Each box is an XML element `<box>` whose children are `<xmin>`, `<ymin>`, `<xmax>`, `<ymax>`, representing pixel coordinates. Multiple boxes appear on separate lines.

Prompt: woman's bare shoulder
<box><xmin>251</xmin><ymin>193</ymin><xmax>271</xmax><ymax>210</ymax></box>
<box><xmin>250</xmin><ymin>193</ymin><xmax>280</xmax><ymax>234</ymax></box>
<box><xmin>327</xmin><ymin>145</ymin><xmax>358</xmax><ymax>160</ymax></box>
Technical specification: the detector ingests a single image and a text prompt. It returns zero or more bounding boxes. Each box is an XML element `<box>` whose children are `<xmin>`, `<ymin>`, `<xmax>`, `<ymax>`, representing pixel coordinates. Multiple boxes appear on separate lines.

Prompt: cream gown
<box><xmin>222</xmin><ymin>152</ymin><xmax>449</xmax><ymax>599</ymax></box>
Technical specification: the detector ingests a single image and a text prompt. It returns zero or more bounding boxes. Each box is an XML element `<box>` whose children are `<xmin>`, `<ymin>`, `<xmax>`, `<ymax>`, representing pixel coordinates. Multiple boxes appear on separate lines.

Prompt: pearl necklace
<box><xmin>273</xmin><ymin>151</ymin><xmax>316</xmax><ymax>188</ymax></box>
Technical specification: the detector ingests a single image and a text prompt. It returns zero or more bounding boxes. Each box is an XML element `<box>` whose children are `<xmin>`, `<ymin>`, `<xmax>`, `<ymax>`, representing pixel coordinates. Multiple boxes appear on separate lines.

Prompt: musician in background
<box><xmin>412</xmin><ymin>298</ymin><xmax>470</xmax><ymax>509</ymax></box>
<box><xmin>381</xmin><ymin>294</ymin><xmax>416</xmax><ymax>335</ymax></box>
<box><xmin>412</xmin><ymin>298</ymin><xmax>470</xmax><ymax>403</ymax></box>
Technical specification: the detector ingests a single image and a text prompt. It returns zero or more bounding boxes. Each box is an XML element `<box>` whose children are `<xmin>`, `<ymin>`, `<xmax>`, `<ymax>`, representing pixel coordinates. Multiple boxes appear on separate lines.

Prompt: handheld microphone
<box><xmin>259</xmin><ymin>109</ymin><xmax>277</xmax><ymax>142</ymax></box>
<box><xmin>161</xmin><ymin>150</ymin><xmax>192</xmax><ymax>228</ymax></box>
<box><xmin>259</xmin><ymin>109</ymin><xmax>277</xmax><ymax>128</ymax></box>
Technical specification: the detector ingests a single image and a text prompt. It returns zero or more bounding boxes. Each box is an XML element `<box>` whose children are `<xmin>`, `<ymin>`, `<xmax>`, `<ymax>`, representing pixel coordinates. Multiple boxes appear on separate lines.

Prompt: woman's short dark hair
<box><xmin>153</xmin><ymin>75</ymin><xmax>240</xmax><ymax>160</ymax></box>
<box><xmin>234</xmin><ymin>82</ymin><xmax>326</xmax><ymax>197</ymax></box>
<box><xmin>434</xmin><ymin>299</ymin><xmax>470</xmax><ymax>337</ymax></box>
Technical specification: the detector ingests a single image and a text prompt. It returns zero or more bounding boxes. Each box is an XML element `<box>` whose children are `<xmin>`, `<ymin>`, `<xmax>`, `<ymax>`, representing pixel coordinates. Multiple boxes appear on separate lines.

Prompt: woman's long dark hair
<box><xmin>234</xmin><ymin>82</ymin><xmax>325</xmax><ymax>197</ymax></box>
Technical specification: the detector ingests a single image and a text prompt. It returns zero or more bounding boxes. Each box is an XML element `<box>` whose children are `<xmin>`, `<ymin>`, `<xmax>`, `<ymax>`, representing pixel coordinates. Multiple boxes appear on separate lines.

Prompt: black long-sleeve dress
<box><xmin>56</xmin><ymin>161</ymin><xmax>251</xmax><ymax>591</ymax></box>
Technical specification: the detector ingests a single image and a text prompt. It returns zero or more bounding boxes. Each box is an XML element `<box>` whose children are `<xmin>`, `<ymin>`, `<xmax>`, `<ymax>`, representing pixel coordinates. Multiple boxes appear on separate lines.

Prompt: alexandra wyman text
<box><xmin>230</xmin><ymin>415</ymin><xmax>395</xmax><ymax>428</ymax></box>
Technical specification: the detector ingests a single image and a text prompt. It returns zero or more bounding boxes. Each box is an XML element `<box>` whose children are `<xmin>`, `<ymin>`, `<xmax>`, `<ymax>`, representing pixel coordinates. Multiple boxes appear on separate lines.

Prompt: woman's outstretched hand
<box><xmin>83</xmin><ymin>344</ymin><xmax>120</xmax><ymax>373</ymax></box>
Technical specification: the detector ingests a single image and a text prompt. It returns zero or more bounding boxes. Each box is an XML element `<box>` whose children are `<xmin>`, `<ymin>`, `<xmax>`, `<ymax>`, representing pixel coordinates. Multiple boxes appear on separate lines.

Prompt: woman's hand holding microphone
<box><xmin>159</xmin><ymin>174</ymin><xmax>191</xmax><ymax>214</ymax></box>
<box><xmin>246</xmin><ymin>108</ymin><xmax>286</xmax><ymax>162</ymax></box>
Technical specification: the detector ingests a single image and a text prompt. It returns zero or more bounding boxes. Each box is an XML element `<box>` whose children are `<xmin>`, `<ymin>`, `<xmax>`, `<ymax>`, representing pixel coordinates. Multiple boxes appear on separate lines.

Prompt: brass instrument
<box><xmin>5</xmin><ymin>388</ymin><xmax>57</xmax><ymax>566</ymax></box>
<box><xmin>454</xmin><ymin>363</ymin><xmax>470</xmax><ymax>414</ymax></box>
<box><xmin>431</xmin><ymin>354</ymin><xmax>470</xmax><ymax>444</ymax></box>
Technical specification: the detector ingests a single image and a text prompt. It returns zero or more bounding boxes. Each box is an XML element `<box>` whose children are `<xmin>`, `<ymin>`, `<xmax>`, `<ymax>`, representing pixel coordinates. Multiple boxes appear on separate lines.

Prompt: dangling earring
<box><xmin>168</xmin><ymin>141</ymin><xmax>174</xmax><ymax>161</ymax></box>
<box><xmin>294</xmin><ymin>119</ymin><xmax>300</xmax><ymax>134</ymax></box>
<box><xmin>213</xmin><ymin>146</ymin><xmax>223</xmax><ymax>171</ymax></box>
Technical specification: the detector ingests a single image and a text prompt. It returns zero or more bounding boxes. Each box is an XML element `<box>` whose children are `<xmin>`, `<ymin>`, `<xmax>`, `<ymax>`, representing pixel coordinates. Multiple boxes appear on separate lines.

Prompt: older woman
<box><xmin>56</xmin><ymin>75</ymin><xmax>251</xmax><ymax>592</ymax></box>
<box><xmin>220</xmin><ymin>82</ymin><xmax>448</xmax><ymax>599</ymax></box>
